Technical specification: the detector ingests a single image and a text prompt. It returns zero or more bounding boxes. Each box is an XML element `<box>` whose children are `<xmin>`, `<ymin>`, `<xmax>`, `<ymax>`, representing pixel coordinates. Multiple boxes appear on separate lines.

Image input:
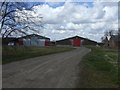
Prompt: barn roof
<box><xmin>56</xmin><ymin>36</ymin><xmax>97</xmax><ymax>43</ymax></box>
<box><xmin>56</xmin><ymin>36</ymin><xmax>83</xmax><ymax>42</ymax></box>
<box><xmin>20</xmin><ymin>34</ymin><xmax>50</xmax><ymax>39</ymax></box>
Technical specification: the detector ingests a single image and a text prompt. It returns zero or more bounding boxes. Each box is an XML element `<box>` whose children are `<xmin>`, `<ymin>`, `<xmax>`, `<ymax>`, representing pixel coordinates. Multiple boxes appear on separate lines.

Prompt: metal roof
<box><xmin>56</xmin><ymin>36</ymin><xmax>97</xmax><ymax>43</ymax></box>
<box><xmin>19</xmin><ymin>34</ymin><xmax>50</xmax><ymax>39</ymax></box>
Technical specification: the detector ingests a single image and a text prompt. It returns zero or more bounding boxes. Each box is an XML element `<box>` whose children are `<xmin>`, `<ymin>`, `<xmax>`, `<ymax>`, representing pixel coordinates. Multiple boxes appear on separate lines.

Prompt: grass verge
<box><xmin>2</xmin><ymin>46</ymin><xmax>75</xmax><ymax>64</ymax></box>
<box><xmin>77</xmin><ymin>47</ymin><xmax>119</xmax><ymax>88</ymax></box>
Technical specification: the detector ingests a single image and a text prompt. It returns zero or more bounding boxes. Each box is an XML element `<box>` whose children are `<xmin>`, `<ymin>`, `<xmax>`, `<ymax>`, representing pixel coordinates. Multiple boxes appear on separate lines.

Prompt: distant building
<box><xmin>109</xmin><ymin>35</ymin><xmax>120</xmax><ymax>49</ymax></box>
<box><xmin>49</xmin><ymin>41</ymin><xmax>56</xmax><ymax>46</ymax></box>
<box><xmin>102</xmin><ymin>35</ymin><xmax>120</xmax><ymax>49</ymax></box>
<box><xmin>2</xmin><ymin>38</ymin><xmax>19</xmax><ymax>46</ymax></box>
<box><xmin>56</xmin><ymin>36</ymin><xmax>97</xmax><ymax>47</ymax></box>
<box><xmin>2</xmin><ymin>34</ymin><xmax>50</xmax><ymax>47</ymax></box>
<box><xmin>19</xmin><ymin>34</ymin><xmax>50</xmax><ymax>46</ymax></box>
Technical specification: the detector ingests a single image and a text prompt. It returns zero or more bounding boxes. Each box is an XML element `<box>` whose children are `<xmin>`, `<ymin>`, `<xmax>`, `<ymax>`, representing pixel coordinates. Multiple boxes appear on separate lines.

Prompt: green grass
<box><xmin>2</xmin><ymin>46</ymin><xmax>75</xmax><ymax>64</ymax></box>
<box><xmin>77</xmin><ymin>47</ymin><xmax>119</xmax><ymax>88</ymax></box>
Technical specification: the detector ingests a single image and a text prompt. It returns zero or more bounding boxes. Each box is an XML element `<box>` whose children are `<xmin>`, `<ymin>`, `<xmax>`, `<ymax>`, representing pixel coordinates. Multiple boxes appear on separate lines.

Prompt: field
<box><xmin>77</xmin><ymin>47</ymin><xmax>119</xmax><ymax>88</ymax></box>
<box><xmin>2</xmin><ymin>46</ymin><xmax>75</xmax><ymax>64</ymax></box>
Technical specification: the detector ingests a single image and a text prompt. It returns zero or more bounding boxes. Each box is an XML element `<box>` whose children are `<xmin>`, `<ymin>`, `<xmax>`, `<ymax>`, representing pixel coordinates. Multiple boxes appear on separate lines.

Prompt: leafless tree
<box><xmin>0</xmin><ymin>1</ymin><xmax>43</xmax><ymax>38</ymax></box>
<box><xmin>101</xmin><ymin>29</ymin><xmax>118</xmax><ymax>43</ymax></box>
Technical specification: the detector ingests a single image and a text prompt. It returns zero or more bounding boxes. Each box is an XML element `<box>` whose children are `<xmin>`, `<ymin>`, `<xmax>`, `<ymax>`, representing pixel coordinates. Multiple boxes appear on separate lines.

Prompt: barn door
<box><xmin>73</xmin><ymin>38</ymin><xmax>80</xmax><ymax>46</ymax></box>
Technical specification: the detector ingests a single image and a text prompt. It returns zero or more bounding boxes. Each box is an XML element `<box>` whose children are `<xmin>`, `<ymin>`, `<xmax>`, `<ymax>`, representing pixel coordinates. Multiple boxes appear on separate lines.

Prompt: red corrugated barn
<box><xmin>56</xmin><ymin>36</ymin><xmax>97</xmax><ymax>47</ymax></box>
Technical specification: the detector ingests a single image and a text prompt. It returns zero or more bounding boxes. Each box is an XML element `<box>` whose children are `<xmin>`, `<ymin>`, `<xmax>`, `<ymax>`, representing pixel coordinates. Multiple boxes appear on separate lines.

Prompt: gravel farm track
<box><xmin>3</xmin><ymin>47</ymin><xmax>90</xmax><ymax>88</ymax></box>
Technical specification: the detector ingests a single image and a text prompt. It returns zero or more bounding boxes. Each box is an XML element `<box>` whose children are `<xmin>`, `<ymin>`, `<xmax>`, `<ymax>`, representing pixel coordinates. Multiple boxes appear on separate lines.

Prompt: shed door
<box><xmin>73</xmin><ymin>38</ymin><xmax>81</xmax><ymax>46</ymax></box>
<box><xmin>45</xmin><ymin>42</ymin><xmax>49</xmax><ymax>46</ymax></box>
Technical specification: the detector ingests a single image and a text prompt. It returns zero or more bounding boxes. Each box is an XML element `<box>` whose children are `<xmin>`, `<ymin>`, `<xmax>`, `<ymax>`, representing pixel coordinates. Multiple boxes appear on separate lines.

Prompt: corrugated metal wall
<box><xmin>19</xmin><ymin>35</ymin><xmax>50</xmax><ymax>46</ymax></box>
<box><xmin>38</xmin><ymin>39</ymin><xmax>45</xmax><ymax>46</ymax></box>
<box><xmin>22</xmin><ymin>37</ymin><xmax>45</xmax><ymax>46</ymax></box>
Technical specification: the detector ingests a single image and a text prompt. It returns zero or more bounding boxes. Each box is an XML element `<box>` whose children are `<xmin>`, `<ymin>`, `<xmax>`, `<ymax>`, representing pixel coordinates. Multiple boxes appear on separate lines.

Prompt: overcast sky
<box><xmin>15</xmin><ymin>0</ymin><xmax>118</xmax><ymax>42</ymax></box>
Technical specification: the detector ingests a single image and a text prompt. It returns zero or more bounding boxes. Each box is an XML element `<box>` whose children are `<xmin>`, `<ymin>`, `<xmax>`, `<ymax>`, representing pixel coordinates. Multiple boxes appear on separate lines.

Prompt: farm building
<box><xmin>2</xmin><ymin>38</ymin><xmax>19</xmax><ymax>46</ymax></box>
<box><xmin>2</xmin><ymin>34</ymin><xmax>50</xmax><ymax>46</ymax></box>
<box><xmin>56</xmin><ymin>36</ymin><xmax>97</xmax><ymax>47</ymax></box>
<box><xmin>109</xmin><ymin>35</ymin><xmax>120</xmax><ymax>49</ymax></box>
<box><xmin>49</xmin><ymin>41</ymin><xmax>56</xmax><ymax>46</ymax></box>
<box><xmin>19</xmin><ymin>34</ymin><xmax>50</xmax><ymax>46</ymax></box>
<box><xmin>102</xmin><ymin>35</ymin><xmax>120</xmax><ymax>49</ymax></box>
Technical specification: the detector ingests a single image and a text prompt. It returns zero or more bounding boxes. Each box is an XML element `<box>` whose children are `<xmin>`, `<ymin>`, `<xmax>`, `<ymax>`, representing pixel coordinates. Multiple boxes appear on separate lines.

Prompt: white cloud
<box><xmin>15</xmin><ymin>1</ymin><xmax>118</xmax><ymax>42</ymax></box>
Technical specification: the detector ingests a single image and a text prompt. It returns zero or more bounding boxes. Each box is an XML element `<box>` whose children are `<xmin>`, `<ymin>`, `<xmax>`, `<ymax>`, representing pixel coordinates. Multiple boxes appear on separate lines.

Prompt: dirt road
<box><xmin>3</xmin><ymin>47</ymin><xmax>90</xmax><ymax>88</ymax></box>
